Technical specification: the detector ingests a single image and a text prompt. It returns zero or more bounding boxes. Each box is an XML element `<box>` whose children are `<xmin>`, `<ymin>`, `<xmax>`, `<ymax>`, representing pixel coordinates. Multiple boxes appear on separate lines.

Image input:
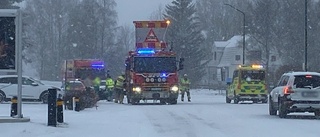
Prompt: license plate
<box><xmin>302</xmin><ymin>92</ymin><xmax>319</xmax><ymax>97</ymax></box>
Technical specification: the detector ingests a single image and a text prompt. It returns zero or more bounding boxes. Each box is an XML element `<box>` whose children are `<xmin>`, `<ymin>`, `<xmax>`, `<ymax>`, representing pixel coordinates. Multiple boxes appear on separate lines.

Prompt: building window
<box><xmin>214</xmin><ymin>52</ymin><xmax>217</xmax><ymax>60</ymax></box>
<box><xmin>235</xmin><ymin>55</ymin><xmax>241</xmax><ymax>61</ymax></box>
<box><xmin>271</xmin><ymin>55</ymin><xmax>276</xmax><ymax>62</ymax></box>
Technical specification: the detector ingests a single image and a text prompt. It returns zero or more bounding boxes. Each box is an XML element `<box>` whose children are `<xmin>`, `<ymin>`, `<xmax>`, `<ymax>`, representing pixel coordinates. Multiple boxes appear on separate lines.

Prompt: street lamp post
<box><xmin>304</xmin><ymin>0</ymin><xmax>308</xmax><ymax>71</ymax></box>
<box><xmin>224</xmin><ymin>4</ymin><xmax>246</xmax><ymax>65</ymax></box>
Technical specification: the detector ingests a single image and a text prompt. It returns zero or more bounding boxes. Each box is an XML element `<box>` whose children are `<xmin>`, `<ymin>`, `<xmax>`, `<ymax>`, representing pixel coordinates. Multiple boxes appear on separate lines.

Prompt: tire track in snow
<box><xmin>186</xmin><ymin>113</ymin><xmax>220</xmax><ymax>130</ymax></box>
<box><xmin>142</xmin><ymin>106</ymin><xmax>197</xmax><ymax>137</ymax></box>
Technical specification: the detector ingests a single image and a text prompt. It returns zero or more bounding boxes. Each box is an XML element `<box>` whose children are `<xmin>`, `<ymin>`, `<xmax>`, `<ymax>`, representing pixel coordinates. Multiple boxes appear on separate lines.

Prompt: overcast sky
<box><xmin>115</xmin><ymin>0</ymin><xmax>173</xmax><ymax>26</ymax></box>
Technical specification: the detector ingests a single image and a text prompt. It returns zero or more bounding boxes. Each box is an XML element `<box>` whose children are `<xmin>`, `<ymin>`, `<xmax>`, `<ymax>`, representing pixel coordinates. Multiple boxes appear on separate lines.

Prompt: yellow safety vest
<box><xmin>115</xmin><ymin>76</ymin><xmax>125</xmax><ymax>89</ymax></box>
<box><xmin>93</xmin><ymin>77</ymin><xmax>101</xmax><ymax>86</ymax></box>
<box><xmin>106</xmin><ymin>78</ymin><xmax>114</xmax><ymax>89</ymax></box>
<box><xmin>180</xmin><ymin>78</ymin><xmax>190</xmax><ymax>91</ymax></box>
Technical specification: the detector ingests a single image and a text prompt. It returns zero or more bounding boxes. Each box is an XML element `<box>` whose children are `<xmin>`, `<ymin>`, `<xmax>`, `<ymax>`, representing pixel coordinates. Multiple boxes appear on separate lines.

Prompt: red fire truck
<box><xmin>61</xmin><ymin>59</ymin><xmax>106</xmax><ymax>81</ymax></box>
<box><xmin>125</xmin><ymin>20</ymin><xmax>184</xmax><ymax>105</ymax></box>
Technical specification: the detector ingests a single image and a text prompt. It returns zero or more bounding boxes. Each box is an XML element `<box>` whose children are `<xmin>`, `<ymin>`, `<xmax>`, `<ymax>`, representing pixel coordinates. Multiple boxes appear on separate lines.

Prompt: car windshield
<box><xmin>294</xmin><ymin>75</ymin><xmax>320</xmax><ymax>88</ymax></box>
<box><xmin>133</xmin><ymin>57</ymin><xmax>176</xmax><ymax>73</ymax></box>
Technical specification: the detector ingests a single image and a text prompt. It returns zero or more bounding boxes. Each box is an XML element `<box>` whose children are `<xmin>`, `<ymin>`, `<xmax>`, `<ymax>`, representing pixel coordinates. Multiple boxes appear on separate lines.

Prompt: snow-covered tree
<box><xmin>24</xmin><ymin>0</ymin><xmax>117</xmax><ymax>80</ymax></box>
<box><xmin>24</xmin><ymin>0</ymin><xmax>77</xmax><ymax>80</ymax></box>
<box><xmin>164</xmin><ymin>0</ymin><xmax>209</xmax><ymax>86</ymax></box>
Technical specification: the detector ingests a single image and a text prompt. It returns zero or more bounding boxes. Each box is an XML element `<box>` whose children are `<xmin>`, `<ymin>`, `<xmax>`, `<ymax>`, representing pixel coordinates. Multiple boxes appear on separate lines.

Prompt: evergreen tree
<box><xmin>164</xmin><ymin>0</ymin><xmax>209</xmax><ymax>86</ymax></box>
<box><xmin>107</xmin><ymin>25</ymin><xmax>134</xmax><ymax>76</ymax></box>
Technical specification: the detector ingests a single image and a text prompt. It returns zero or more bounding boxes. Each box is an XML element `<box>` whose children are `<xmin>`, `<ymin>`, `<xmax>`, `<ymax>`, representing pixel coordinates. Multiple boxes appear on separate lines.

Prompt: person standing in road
<box><xmin>105</xmin><ymin>75</ymin><xmax>114</xmax><ymax>102</ymax></box>
<box><xmin>114</xmin><ymin>73</ymin><xmax>125</xmax><ymax>104</ymax></box>
<box><xmin>180</xmin><ymin>74</ymin><xmax>191</xmax><ymax>102</ymax></box>
<box><xmin>93</xmin><ymin>76</ymin><xmax>101</xmax><ymax>94</ymax></box>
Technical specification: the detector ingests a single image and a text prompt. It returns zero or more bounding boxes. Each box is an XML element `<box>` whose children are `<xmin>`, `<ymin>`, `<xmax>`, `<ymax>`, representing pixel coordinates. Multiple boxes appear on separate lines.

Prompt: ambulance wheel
<box><xmin>233</xmin><ymin>92</ymin><xmax>239</xmax><ymax>104</ymax></box>
<box><xmin>262</xmin><ymin>99</ymin><xmax>268</xmax><ymax>104</ymax></box>
<box><xmin>226</xmin><ymin>96</ymin><xmax>231</xmax><ymax>103</ymax></box>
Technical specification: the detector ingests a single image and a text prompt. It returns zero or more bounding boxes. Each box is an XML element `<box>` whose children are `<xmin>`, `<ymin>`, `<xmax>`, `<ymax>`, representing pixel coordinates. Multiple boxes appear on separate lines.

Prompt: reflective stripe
<box><xmin>116</xmin><ymin>76</ymin><xmax>125</xmax><ymax>88</ymax></box>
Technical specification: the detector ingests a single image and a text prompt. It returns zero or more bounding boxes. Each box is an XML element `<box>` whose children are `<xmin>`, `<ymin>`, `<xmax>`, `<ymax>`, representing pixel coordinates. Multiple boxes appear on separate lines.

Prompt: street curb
<box><xmin>0</xmin><ymin>116</ymin><xmax>30</xmax><ymax>123</ymax></box>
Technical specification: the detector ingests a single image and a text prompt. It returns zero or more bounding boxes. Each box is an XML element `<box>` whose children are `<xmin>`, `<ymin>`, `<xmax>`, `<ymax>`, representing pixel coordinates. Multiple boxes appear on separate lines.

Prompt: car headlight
<box><xmin>150</xmin><ymin>78</ymin><xmax>155</xmax><ymax>82</ymax></box>
<box><xmin>146</xmin><ymin>78</ymin><xmax>150</xmax><ymax>82</ymax></box>
<box><xmin>171</xmin><ymin>85</ymin><xmax>179</xmax><ymax>92</ymax></box>
<box><xmin>133</xmin><ymin>87</ymin><xmax>142</xmax><ymax>93</ymax></box>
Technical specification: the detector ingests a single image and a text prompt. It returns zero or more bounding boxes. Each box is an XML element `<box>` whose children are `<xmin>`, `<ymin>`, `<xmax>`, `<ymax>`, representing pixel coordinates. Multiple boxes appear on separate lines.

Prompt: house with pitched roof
<box><xmin>200</xmin><ymin>35</ymin><xmax>282</xmax><ymax>89</ymax></box>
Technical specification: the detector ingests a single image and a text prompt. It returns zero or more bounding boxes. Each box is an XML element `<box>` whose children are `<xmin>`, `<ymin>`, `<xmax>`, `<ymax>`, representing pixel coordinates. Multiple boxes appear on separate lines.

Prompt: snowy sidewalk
<box><xmin>0</xmin><ymin>116</ymin><xmax>30</xmax><ymax>123</ymax></box>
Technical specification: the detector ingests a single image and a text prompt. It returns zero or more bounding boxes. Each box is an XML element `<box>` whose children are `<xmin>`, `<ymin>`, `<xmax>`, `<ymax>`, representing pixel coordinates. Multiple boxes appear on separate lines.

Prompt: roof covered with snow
<box><xmin>217</xmin><ymin>36</ymin><xmax>243</xmax><ymax>67</ymax></box>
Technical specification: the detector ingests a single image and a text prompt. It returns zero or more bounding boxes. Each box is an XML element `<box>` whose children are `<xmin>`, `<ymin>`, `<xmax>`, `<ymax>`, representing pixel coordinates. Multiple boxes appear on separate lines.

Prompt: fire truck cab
<box><xmin>125</xmin><ymin>20</ymin><xmax>183</xmax><ymax>105</ymax></box>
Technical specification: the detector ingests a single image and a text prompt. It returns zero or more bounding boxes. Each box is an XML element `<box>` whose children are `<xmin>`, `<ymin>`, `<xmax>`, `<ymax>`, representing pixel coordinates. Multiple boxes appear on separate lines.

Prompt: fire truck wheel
<box><xmin>160</xmin><ymin>99</ymin><xmax>166</xmax><ymax>105</ymax></box>
<box><xmin>131</xmin><ymin>98</ymin><xmax>139</xmax><ymax>105</ymax></box>
<box><xmin>169</xmin><ymin>99</ymin><xmax>177</xmax><ymax>104</ymax></box>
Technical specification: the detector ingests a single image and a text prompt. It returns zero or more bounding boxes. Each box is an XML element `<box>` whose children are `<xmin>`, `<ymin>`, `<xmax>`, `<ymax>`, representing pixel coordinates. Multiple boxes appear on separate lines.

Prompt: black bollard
<box><xmin>48</xmin><ymin>88</ymin><xmax>57</xmax><ymax>127</ymax></box>
<box><xmin>10</xmin><ymin>96</ymin><xmax>17</xmax><ymax>117</ymax></box>
<box><xmin>74</xmin><ymin>97</ymin><xmax>80</xmax><ymax>112</ymax></box>
<box><xmin>57</xmin><ymin>98</ymin><xmax>64</xmax><ymax>123</ymax></box>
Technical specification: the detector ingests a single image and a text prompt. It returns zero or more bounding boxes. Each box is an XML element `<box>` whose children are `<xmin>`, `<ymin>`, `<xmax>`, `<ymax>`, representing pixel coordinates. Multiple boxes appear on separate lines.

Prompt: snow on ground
<box><xmin>1</xmin><ymin>88</ymin><xmax>320</xmax><ymax>137</ymax></box>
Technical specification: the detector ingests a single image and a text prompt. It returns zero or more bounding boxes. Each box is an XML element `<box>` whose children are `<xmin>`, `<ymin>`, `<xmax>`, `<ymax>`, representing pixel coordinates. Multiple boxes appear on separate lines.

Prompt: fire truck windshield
<box><xmin>134</xmin><ymin>57</ymin><xmax>176</xmax><ymax>73</ymax></box>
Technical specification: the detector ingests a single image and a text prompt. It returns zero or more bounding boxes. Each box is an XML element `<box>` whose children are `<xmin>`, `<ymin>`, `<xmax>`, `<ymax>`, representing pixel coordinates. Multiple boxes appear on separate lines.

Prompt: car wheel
<box><xmin>278</xmin><ymin>98</ymin><xmax>288</xmax><ymax>118</ymax></box>
<box><xmin>226</xmin><ymin>92</ymin><xmax>231</xmax><ymax>103</ymax></box>
<box><xmin>315</xmin><ymin>111</ymin><xmax>320</xmax><ymax>119</ymax></box>
<box><xmin>269</xmin><ymin>97</ymin><xmax>277</xmax><ymax>115</ymax></box>
<box><xmin>40</xmin><ymin>91</ymin><xmax>49</xmax><ymax>104</ymax></box>
<box><xmin>0</xmin><ymin>91</ymin><xmax>6</xmax><ymax>103</ymax></box>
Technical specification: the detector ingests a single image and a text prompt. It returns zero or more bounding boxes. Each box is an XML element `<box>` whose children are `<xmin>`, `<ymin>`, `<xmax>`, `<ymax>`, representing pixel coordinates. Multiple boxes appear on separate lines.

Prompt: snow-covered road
<box><xmin>1</xmin><ymin>89</ymin><xmax>320</xmax><ymax>137</ymax></box>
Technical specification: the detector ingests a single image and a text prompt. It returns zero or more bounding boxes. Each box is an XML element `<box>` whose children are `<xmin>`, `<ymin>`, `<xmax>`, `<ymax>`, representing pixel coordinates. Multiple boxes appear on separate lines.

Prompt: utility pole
<box><xmin>304</xmin><ymin>0</ymin><xmax>308</xmax><ymax>71</ymax></box>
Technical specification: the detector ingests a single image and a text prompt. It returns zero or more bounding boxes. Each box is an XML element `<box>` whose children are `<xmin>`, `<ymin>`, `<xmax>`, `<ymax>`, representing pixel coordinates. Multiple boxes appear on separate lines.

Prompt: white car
<box><xmin>0</xmin><ymin>75</ymin><xmax>63</xmax><ymax>103</ymax></box>
<box><xmin>269</xmin><ymin>72</ymin><xmax>320</xmax><ymax>118</ymax></box>
<box><xmin>99</xmin><ymin>80</ymin><xmax>106</xmax><ymax>91</ymax></box>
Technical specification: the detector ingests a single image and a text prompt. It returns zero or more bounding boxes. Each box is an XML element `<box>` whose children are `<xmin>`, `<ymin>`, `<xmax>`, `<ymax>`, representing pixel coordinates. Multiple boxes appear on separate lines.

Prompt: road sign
<box><xmin>145</xmin><ymin>29</ymin><xmax>159</xmax><ymax>42</ymax></box>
